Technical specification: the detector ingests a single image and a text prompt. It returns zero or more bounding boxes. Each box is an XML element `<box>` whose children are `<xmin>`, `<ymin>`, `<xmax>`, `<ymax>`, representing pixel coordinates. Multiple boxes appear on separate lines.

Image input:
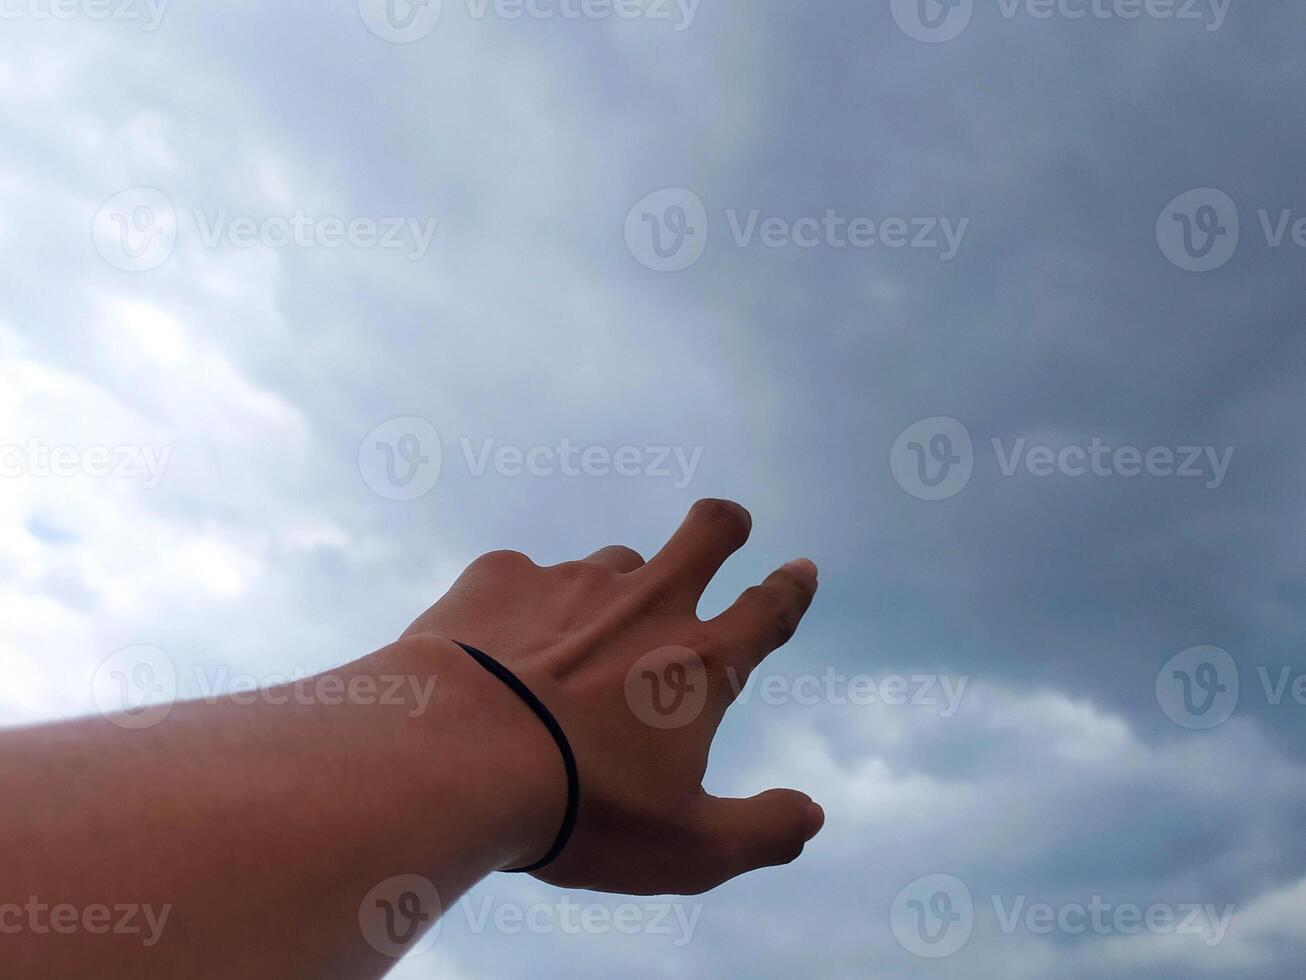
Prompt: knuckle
<box><xmin>472</xmin><ymin>549</ymin><xmax>534</xmax><ymax>574</ymax></box>
<box><xmin>772</xmin><ymin>835</ymin><xmax>806</xmax><ymax>867</ymax></box>
<box><xmin>746</xmin><ymin>584</ymin><xmax>785</xmax><ymax>615</ymax></box>
<box><xmin>746</xmin><ymin>585</ymin><xmax>802</xmax><ymax>645</ymax></box>
<box><xmin>682</xmin><ymin>628</ymin><xmax>722</xmax><ymax>659</ymax></box>
<box><xmin>772</xmin><ymin>609</ymin><xmax>801</xmax><ymax>645</ymax></box>
<box><xmin>704</xmin><ymin>656</ymin><xmax>743</xmax><ymax>701</ymax></box>
<box><xmin>690</xmin><ymin>634</ymin><xmax>733</xmax><ymax>682</ymax></box>
<box><xmin>638</xmin><ymin>576</ymin><xmax>681</xmax><ymax>613</ymax></box>
<box><xmin>554</xmin><ymin>560</ymin><xmax>608</xmax><ymax>585</ymax></box>
<box><xmin>595</xmin><ymin>545</ymin><xmax>644</xmax><ymax>569</ymax></box>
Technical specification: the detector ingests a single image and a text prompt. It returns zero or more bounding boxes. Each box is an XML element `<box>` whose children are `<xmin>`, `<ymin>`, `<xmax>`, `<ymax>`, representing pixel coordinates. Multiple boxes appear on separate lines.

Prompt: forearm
<box><xmin>0</xmin><ymin>635</ymin><xmax>564</xmax><ymax>979</ymax></box>
<box><xmin>3</xmin><ymin>500</ymin><xmax>824</xmax><ymax>978</ymax></box>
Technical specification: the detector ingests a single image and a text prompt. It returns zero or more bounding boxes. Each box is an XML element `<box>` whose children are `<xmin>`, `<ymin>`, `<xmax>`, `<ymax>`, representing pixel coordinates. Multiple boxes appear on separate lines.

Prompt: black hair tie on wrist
<box><xmin>454</xmin><ymin>641</ymin><xmax>579</xmax><ymax>873</ymax></box>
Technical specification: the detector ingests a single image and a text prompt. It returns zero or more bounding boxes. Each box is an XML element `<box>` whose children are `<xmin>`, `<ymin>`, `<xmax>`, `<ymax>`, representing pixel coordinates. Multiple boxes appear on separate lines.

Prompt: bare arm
<box><xmin>0</xmin><ymin>500</ymin><xmax>824</xmax><ymax>978</ymax></box>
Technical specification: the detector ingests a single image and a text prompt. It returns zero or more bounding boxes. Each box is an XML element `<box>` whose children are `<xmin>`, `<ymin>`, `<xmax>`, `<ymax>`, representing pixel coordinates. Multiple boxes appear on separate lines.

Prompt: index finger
<box><xmin>641</xmin><ymin>499</ymin><xmax>752</xmax><ymax>605</ymax></box>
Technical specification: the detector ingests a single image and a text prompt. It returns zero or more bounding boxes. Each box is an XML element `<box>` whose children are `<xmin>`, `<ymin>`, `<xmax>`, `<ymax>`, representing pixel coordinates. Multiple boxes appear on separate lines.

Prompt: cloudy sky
<box><xmin>3</xmin><ymin>0</ymin><xmax>1305</xmax><ymax>975</ymax></box>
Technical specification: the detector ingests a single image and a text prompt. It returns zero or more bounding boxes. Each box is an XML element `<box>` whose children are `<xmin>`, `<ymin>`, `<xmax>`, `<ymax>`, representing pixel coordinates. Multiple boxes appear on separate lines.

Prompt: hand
<box><xmin>403</xmin><ymin>499</ymin><xmax>825</xmax><ymax>896</ymax></box>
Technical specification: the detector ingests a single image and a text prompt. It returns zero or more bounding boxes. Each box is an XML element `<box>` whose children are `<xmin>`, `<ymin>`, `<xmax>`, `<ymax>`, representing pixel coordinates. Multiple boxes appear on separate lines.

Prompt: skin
<box><xmin>0</xmin><ymin>499</ymin><xmax>824</xmax><ymax>978</ymax></box>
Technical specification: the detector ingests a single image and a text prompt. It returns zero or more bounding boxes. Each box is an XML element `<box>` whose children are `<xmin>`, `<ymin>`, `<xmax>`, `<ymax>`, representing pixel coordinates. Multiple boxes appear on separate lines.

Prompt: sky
<box><xmin>2</xmin><ymin>0</ymin><xmax>1305</xmax><ymax>976</ymax></box>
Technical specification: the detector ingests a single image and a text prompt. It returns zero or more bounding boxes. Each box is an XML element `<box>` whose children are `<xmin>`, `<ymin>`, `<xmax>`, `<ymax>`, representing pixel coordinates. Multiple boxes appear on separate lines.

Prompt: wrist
<box><xmin>385</xmin><ymin>633</ymin><xmax>568</xmax><ymax>873</ymax></box>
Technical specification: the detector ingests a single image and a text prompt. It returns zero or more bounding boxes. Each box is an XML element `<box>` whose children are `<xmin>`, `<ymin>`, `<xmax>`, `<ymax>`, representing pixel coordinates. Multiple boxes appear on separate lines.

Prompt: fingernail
<box><xmin>785</xmin><ymin>558</ymin><xmax>819</xmax><ymax>582</ymax></box>
<box><xmin>804</xmin><ymin>801</ymin><xmax>825</xmax><ymax>839</ymax></box>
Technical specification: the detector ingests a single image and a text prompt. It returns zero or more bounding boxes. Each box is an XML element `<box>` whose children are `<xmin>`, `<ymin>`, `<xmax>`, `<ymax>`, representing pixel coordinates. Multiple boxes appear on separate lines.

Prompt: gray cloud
<box><xmin>2</xmin><ymin>0</ymin><xmax>1304</xmax><ymax>975</ymax></box>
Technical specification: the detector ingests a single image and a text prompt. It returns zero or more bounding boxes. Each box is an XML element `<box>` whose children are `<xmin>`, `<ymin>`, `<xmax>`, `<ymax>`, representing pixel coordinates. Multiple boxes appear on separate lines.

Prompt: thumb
<box><xmin>697</xmin><ymin>789</ymin><xmax>825</xmax><ymax>882</ymax></box>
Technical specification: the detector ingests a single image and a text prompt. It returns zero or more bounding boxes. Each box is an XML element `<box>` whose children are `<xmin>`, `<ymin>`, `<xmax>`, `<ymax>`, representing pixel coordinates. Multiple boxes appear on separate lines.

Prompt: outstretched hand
<box><xmin>404</xmin><ymin>498</ymin><xmax>825</xmax><ymax>896</ymax></box>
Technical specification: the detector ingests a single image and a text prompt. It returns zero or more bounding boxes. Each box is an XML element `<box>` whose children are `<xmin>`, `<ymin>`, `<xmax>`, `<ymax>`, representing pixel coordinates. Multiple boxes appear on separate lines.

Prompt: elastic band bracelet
<box><xmin>454</xmin><ymin>641</ymin><xmax>579</xmax><ymax>873</ymax></box>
